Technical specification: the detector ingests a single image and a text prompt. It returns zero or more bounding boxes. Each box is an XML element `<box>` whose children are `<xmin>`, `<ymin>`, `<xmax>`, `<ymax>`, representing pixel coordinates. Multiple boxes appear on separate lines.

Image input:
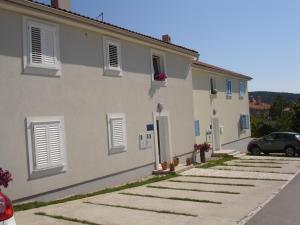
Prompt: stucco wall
<box><xmin>0</xmin><ymin>9</ymin><xmax>195</xmax><ymax>200</ymax></box>
<box><xmin>192</xmin><ymin>68</ymin><xmax>251</xmax><ymax>146</ymax></box>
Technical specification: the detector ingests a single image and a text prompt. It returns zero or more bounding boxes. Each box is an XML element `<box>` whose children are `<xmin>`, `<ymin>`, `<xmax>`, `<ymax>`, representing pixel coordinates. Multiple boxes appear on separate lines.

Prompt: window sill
<box><xmin>29</xmin><ymin>165</ymin><xmax>66</xmax><ymax>180</ymax></box>
<box><xmin>23</xmin><ymin>63</ymin><xmax>61</xmax><ymax>77</ymax></box>
<box><xmin>104</xmin><ymin>68</ymin><xmax>122</xmax><ymax>77</ymax></box>
<box><xmin>152</xmin><ymin>80</ymin><xmax>167</xmax><ymax>87</ymax></box>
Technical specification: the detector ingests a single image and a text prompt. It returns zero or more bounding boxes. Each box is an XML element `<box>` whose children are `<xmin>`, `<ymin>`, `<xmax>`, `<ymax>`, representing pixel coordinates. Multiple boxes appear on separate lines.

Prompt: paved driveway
<box><xmin>15</xmin><ymin>155</ymin><xmax>300</xmax><ymax>225</ymax></box>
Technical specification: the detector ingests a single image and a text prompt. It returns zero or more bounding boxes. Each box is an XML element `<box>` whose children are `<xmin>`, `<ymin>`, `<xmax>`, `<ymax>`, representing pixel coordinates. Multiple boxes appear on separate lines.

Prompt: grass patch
<box><xmin>168</xmin><ymin>179</ymin><xmax>254</xmax><ymax>187</ymax></box>
<box><xmin>183</xmin><ymin>175</ymin><xmax>288</xmax><ymax>181</ymax></box>
<box><xmin>14</xmin><ymin>174</ymin><xmax>178</xmax><ymax>212</ymax></box>
<box><xmin>120</xmin><ymin>192</ymin><xmax>222</xmax><ymax>204</ymax></box>
<box><xmin>233</xmin><ymin>160</ymin><xmax>288</xmax><ymax>164</ymax></box>
<box><xmin>195</xmin><ymin>155</ymin><xmax>236</xmax><ymax>168</ymax></box>
<box><xmin>147</xmin><ymin>185</ymin><xmax>240</xmax><ymax>194</ymax></box>
<box><xmin>85</xmin><ymin>202</ymin><xmax>198</xmax><ymax>217</ymax></box>
<box><xmin>214</xmin><ymin>167</ymin><xmax>294</xmax><ymax>174</ymax></box>
<box><xmin>223</xmin><ymin>164</ymin><xmax>282</xmax><ymax>168</ymax></box>
<box><xmin>35</xmin><ymin>212</ymin><xmax>100</xmax><ymax>225</ymax></box>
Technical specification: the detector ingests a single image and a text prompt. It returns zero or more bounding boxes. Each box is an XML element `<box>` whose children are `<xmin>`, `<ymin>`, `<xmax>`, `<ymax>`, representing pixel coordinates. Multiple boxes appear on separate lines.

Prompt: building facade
<box><xmin>192</xmin><ymin>61</ymin><xmax>252</xmax><ymax>152</ymax></box>
<box><xmin>0</xmin><ymin>0</ymin><xmax>198</xmax><ymax>202</ymax></box>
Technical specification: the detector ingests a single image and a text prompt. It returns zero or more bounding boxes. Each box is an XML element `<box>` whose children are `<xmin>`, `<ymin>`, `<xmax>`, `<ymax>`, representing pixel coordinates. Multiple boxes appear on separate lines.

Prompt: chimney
<box><xmin>51</xmin><ymin>0</ymin><xmax>71</xmax><ymax>11</ymax></box>
<box><xmin>162</xmin><ymin>34</ymin><xmax>171</xmax><ymax>43</ymax></box>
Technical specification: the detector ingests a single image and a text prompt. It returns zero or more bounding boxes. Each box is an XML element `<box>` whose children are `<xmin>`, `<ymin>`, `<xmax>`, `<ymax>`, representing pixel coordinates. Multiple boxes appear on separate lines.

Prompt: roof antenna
<box><xmin>96</xmin><ymin>12</ymin><xmax>104</xmax><ymax>22</ymax></box>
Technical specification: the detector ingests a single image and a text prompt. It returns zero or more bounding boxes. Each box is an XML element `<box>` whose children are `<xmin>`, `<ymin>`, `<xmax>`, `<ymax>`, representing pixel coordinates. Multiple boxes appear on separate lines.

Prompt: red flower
<box><xmin>154</xmin><ymin>72</ymin><xmax>167</xmax><ymax>81</ymax></box>
<box><xmin>0</xmin><ymin>168</ymin><xmax>12</xmax><ymax>189</ymax></box>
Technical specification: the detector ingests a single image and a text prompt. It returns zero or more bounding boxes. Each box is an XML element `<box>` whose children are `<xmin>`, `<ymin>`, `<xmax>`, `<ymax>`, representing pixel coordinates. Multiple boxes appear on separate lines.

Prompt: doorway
<box><xmin>212</xmin><ymin>116</ymin><xmax>221</xmax><ymax>151</ymax></box>
<box><xmin>153</xmin><ymin>112</ymin><xmax>172</xmax><ymax>169</ymax></box>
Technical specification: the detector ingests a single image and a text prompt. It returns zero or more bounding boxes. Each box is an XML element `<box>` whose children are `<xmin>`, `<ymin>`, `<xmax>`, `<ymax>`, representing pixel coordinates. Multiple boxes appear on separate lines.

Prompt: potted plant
<box><xmin>154</xmin><ymin>72</ymin><xmax>167</xmax><ymax>82</ymax></box>
<box><xmin>199</xmin><ymin>142</ymin><xmax>211</xmax><ymax>163</ymax></box>
<box><xmin>0</xmin><ymin>168</ymin><xmax>12</xmax><ymax>191</ymax></box>
<box><xmin>186</xmin><ymin>157</ymin><xmax>192</xmax><ymax>166</ymax></box>
<box><xmin>161</xmin><ymin>161</ymin><xmax>168</xmax><ymax>170</ymax></box>
<box><xmin>173</xmin><ymin>156</ymin><xmax>179</xmax><ymax>166</ymax></box>
<box><xmin>169</xmin><ymin>162</ymin><xmax>175</xmax><ymax>172</ymax></box>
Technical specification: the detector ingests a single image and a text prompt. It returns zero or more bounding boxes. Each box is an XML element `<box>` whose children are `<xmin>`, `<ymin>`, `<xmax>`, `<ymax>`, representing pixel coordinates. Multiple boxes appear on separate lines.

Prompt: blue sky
<box><xmin>40</xmin><ymin>0</ymin><xmax>300</xmax><ymax>93</ymax></box>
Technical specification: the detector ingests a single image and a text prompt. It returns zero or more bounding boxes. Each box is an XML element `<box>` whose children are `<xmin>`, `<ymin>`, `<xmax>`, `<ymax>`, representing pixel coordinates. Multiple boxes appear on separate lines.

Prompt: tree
<box><xmin>292</xmin><ymin>99</ymin><xmax>300</xmax><ymax>133</ymax></box>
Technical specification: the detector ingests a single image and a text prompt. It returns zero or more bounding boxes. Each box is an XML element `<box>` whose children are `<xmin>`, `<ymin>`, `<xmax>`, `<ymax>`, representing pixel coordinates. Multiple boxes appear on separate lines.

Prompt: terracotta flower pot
<box><xmin>186</xmin><ymin>158</ymin><xmax>192</xmax><ymax>166</ymax></box>
<box><xmin>173</xmin><ymin>157</ymin><xmax>179</xmax><ymax>166</ymax></box>
<box><xmin>169</xmin><ymin>163</ymin><xmax>175</xmax><ymax>172</ymax></box>
<box><xmin>161</xmin><ymin>162</ymin><xmax>168</xmax><ymax>170</ymax></box>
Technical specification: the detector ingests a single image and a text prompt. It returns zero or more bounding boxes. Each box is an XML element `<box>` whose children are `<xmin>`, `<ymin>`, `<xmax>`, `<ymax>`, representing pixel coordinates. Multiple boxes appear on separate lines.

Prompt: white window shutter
<box><xmin>33</xmin><ymin>124</ymin><xmax>49</xmax><ymax>169</ymax></box>
<box><xmin>108</xmin><ymin>44</ymin><xmax>119</xmax><ymax>68</ymax></box>
<box><xmin>30</xmin><ymin>26</ymin><xmax>42</xmax><ymax>64</ymax></box>
<box><xmin>110</xmin><ymin>118</ymin><xmax>125</xmax><ymax>148</ymax></box>
<box><xmin>43</xmin><ymin>29</ymin><xmax>56</xmax><ymax>65</ymax></box>
<box><xmin>48</xmin><ymin>122</ymin><xmax>63</xmax><ymax>166</ymax></box>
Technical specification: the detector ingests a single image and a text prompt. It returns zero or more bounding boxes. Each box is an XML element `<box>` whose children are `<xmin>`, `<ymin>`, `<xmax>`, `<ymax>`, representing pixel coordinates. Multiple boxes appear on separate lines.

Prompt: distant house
<box><xmin>192</xmin><ymin>61</ymin><xmax>252</xmax><ymax>152</ymax></box>
<box><xmin>249</xmin><ymin>96</ymin><xmax>271</xmax><ymax>116</ymax></box>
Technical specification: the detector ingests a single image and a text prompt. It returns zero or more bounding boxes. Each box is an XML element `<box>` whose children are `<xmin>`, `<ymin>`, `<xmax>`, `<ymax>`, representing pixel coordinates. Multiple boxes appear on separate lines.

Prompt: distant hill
<box><xmin>249</xmin><ymin>91</ymin><xmax>300</xmax><ymax>104</ymax></box>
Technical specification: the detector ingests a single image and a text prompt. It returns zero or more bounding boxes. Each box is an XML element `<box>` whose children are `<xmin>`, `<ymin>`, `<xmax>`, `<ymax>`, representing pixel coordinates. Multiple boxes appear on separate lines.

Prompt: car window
<box><xmin>265</xmin><ymin>134</ymin><xmax>276</xmax><ymax>141</ymax></box>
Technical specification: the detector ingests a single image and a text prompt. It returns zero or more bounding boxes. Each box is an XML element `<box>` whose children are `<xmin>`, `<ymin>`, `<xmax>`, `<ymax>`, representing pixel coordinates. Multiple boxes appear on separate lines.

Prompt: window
<box><xmin>226</xmin><ymin>79</ymin><xmax>232</xmax><ymax>97</ymax></box>
<box><xmin>26</xmin><ymin>116</ymin><xmax>66</xmax><ymax>178</ymax></box>
<box><xmin>23</xmin><ymin>17</ymin><xmax>61</xmax><ymax>76</ymax></box>
<box><xmin>195</xmin><ymin>120</ymin><xmax>200</xmax><ymax>136</ymax></box>
<box><xmin>107</xmin><ymin>113</ymin><xmax>127</xmax><ymax>154</ymax></box>
<box><xmin>239</xmin><ymin>81</ymin><xmax>245</xmax><ymax>98</ymax></box>
<box><xmin>151</xmin><ymin>49</ymin><xmax>167</xmax><ymax>86</ymax></box>
<box><xmin>103</xmin><ymin>37</ymin><xmax>122</xmax><ymax>76</ymax></box>
<box><xmin>240</xmin><ymin>114</ymin><xmax>250</xmax><ymax>130</ymax></box>
<box><xmin>210</xmin><ymin>77</ymin><xmax>217</xmax><ymax>94</ymax></box>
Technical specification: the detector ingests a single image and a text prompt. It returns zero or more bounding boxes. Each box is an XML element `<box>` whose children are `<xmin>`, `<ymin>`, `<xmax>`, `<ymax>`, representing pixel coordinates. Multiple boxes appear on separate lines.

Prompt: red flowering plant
<box><xmin>194</xmin><ymin>142</ymin><xmax>211</xmax><ymax>153</ymax></box>
<box><xmin>0</xmin><ymin>168</ymin><xmax>12</xmax><ymax>190</ymax></box>
<box><xmin>154</xmin><ymin>72</ymin><xmax>167</xmax><ymax>82</ymax></box>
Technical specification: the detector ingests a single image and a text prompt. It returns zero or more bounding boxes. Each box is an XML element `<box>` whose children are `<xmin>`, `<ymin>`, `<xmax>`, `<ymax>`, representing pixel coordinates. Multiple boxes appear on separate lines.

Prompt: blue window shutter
<box><xmin>195</xmin><ymin>120</ymin><xmax>200</xmax><ymax>136</ymax></box>
<box><xmin>246</xmin><ymin>115</ymin><xmax>250</xmax><ymax>129</ymax></box>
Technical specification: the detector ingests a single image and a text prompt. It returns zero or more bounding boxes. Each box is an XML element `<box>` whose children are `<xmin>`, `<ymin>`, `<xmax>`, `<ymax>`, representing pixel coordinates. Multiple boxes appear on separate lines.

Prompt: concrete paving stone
<box><xmin>15</xmin><ymin>210</ymin><xmax>81</xmax><ymax>225</ymax></box>
<box><xmin>213</xmin><ymin>165</ymin><xmax>298</xmax><ymax>174</ymax></box>
<box><xmin>157</xmin><ymin>180</ymin><xmax>255</xmax><ymax>193</ymax></box>
<box><xmin>181</xmin><ymin>168</ymin><xmax>293</xmax><ymax>180</ymax></box>
<box><xmin>120</xmin><ymin>185</ymin><xmax>236</xmax><ymax>203</ymax></box>
<box><xmin>241</xmin><ymin>155</ymin><xmax>300</xmax><ymax>161</ymax></box>
<box><xmin>173</xmin><ymin>175</ymin><xmax>276</xmax><ymax>185</ymax></box>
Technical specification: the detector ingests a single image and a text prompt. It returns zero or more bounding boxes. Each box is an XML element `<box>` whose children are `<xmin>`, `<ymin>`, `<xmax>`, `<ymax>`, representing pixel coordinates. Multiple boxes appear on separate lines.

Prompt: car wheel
<box><xmin>285</xmin><ymin>147</ymin><xmax>295</xmax><ymax>157</ymax></box>
<box><xmin>251</xmin><ymin>146</ymin><xmax>261</xmax><ymax>155</ymax></box>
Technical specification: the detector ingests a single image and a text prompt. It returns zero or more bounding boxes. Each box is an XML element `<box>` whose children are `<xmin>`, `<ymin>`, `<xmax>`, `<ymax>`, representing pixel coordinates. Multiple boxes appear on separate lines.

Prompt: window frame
<box><xmin>103</xmin><ymin>37</ymin><xmax>122</xmax><ymax>76</ymax></box>
<box><xmin>150</xmin><ymin>49</ymin><xmax>167</xmax><ymax>87</ymax></box>
<box><xmin>209</xmin><ymin>76</ymin><xmax>217</xmax><ymax>95</ymax></box>
<box><xmin>107</xmin><ymin>113</ymin><xmax>127</xmax><ymax>154</ymax></box>
<box><xmin>26</xmin><ymin>116</ymin><xmax>67</xmax><ymax>179</ymax></box>
<box><xmin>226</xmin><ymin>79</ymin><xmax>232</xmax><ymax>97</ymax></box>
<box><xmin>22</xmin><ymin>16</ymin><xmax>61</xmax><ymax>76</ymax></box>
<box><xmin>239</xmin><ymin>81</ymin><xmax>245</xmax><ymax>98</ymax></box>
<box><xmin>240</xmin><ymin>113</ymin><xmax>250</xmax><ymax>130</ymax></box>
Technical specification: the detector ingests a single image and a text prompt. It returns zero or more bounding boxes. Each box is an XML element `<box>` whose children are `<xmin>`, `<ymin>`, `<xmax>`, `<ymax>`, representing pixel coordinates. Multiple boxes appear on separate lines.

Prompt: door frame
<box><xmin>153</xmin><ymin>111</ymin><xmax>173</xmax><ymax>170</ymax></box>
<box><xmin>211</xmin><ymin>115</ymin><xmax>221</xmax><ymax>152</ymax></box>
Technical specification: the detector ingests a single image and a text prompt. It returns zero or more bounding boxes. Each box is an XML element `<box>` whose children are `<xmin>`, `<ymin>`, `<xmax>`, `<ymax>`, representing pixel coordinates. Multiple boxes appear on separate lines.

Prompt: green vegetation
<box><xmin>183</xmin><ymin>175</ymin><xmax>288</xmax><ymax>181</ymax></box>
<box><xmin>195</xmin><ymin>155</ymin><xmax>236</xmax><ymax>168</ymax></box>
<box><xmin>249</xmin><ymin>91</ymin><xmax>300</xmax><ymax>104</ymax></box>
<box><xmin>14</xmin><ymin>174</ymin><xmax>177</xmax><ymax>211</ymax></box>
<box><xmin>168</xmin><ymin>179</ymin><xmax>255</xmax><ymax>187</ymax></box>
<box><xmin>120</xmin><ymin>192</ymin><xmax>222</xmax><ymax>204</ymax></box>
<box><xmin>84</xmin><ymin>202</ymin><xmax>198</xmax><ymax>217</ymax></box>
<box><xmin>35</xmin><ymin>212</ymin><xmax>100</xmax><ymax>225</ymax></box>
<box><xmin>251</xmin><ymin>95</ymin><xmax>299</xmax><ymax>137</ymax></box>
<box><xmin>147</xmin><ymin>185</ymin><xmax>240</xmax><ymax>194</ymax></box>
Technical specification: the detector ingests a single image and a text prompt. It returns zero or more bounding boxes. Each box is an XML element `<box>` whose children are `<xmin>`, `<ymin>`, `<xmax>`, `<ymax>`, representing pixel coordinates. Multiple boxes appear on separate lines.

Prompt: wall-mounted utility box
<box><xmin>139</xmin><ymin>131</ymin><xmax>152</xmax><ymax>149</ymax></box>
